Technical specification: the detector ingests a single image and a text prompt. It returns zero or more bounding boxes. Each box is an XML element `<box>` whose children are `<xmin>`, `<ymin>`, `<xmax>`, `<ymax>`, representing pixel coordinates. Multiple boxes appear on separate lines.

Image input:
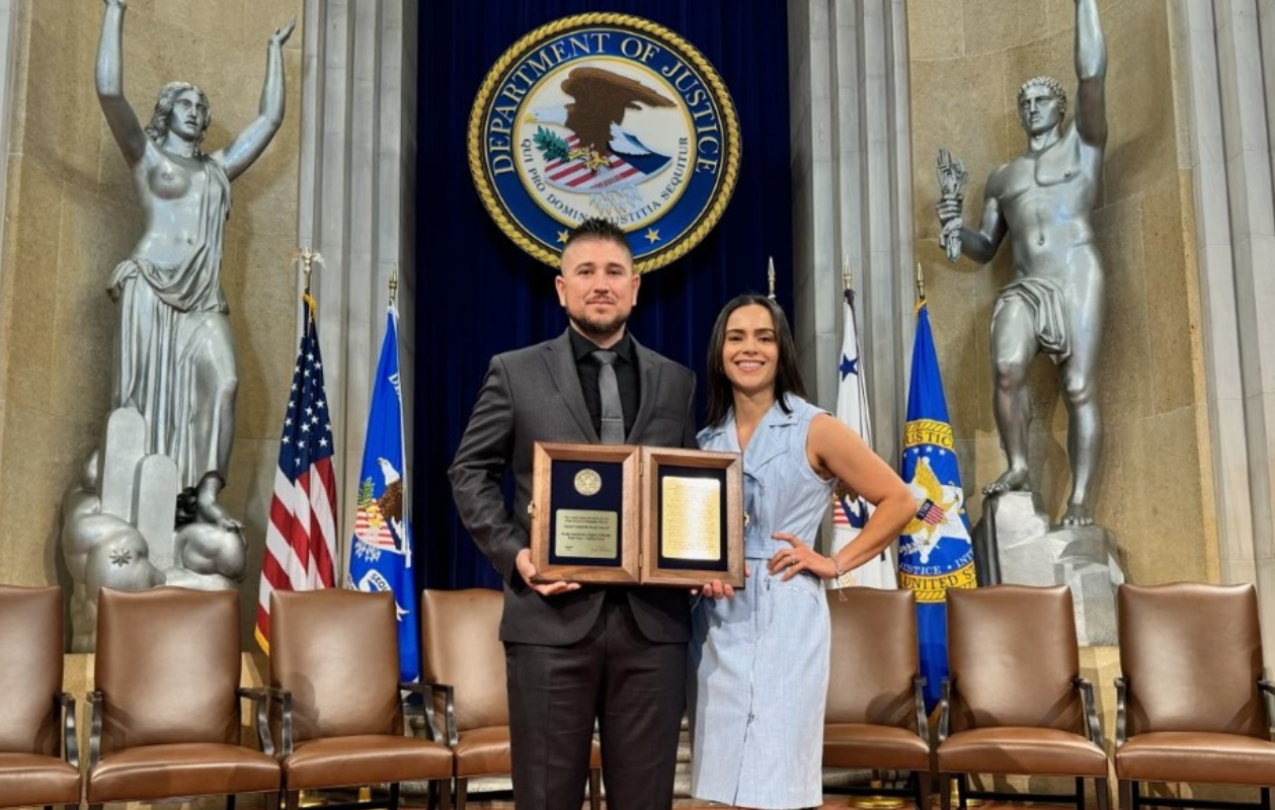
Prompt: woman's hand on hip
<box><xmin>769</xmin><ymin>532</ymin><xmax>837</xmax><ymax>581</ymax></box>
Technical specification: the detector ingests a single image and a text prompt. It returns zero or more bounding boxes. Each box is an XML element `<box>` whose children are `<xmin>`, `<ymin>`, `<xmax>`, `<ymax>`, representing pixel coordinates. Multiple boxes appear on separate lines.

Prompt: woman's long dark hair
<box><xmin>705</xmin><ymin>294</ymin><xmax>808</xmax><ymax>428</ymax></box>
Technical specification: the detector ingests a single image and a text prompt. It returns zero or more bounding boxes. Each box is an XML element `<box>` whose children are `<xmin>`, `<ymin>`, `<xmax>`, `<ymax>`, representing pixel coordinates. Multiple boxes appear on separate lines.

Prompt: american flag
<box><xmin>916</xmin><ymin>498</ymin><xmax>946</xmax><ymax>527</ymax></box>
<box><xmin>255</xmin><ymin>294</ymin><xmax>337</xmax><ymax>653</ymax></box>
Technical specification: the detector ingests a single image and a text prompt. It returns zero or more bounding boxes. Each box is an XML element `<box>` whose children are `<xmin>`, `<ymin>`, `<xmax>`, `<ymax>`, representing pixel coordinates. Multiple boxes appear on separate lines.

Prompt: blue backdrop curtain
<box><xmin>416</xmin><ymin>0</ymin><xmax>794</xmax><ymax>590</ymax></box>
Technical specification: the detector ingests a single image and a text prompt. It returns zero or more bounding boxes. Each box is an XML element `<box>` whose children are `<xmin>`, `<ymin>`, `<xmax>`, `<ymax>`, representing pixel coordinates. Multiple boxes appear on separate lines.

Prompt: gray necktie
<box><xmin>592</xmin><ymin>350</ymin><xmax>625</xmax><ymax>443</ymax></box>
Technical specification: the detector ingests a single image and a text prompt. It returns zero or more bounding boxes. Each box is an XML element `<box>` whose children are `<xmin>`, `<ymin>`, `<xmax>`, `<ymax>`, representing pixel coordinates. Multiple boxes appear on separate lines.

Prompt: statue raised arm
<box><xmin>93</xmin><ymin>0</ymin><xmax>293</xmax><ymax>527</ymax></box>
<box><xmin>935</xmin><ymin>0</ymin><xmax>1108</xmax><ymax>527</ymax></box>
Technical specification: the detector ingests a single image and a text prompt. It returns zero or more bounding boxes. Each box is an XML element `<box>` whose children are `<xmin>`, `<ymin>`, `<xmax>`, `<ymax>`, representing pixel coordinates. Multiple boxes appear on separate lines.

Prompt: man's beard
<box><xmin>572</xmin><ymin>309</ymin><xmax>628</xmax><ymax>339</ymax></box>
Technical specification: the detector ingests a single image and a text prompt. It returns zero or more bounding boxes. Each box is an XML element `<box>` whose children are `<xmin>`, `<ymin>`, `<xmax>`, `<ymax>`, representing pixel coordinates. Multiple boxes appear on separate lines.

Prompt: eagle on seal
<box><xmin>528</xmin><ymin>66</ymin><xmax>675</xmax><ymax>183</ymax></box>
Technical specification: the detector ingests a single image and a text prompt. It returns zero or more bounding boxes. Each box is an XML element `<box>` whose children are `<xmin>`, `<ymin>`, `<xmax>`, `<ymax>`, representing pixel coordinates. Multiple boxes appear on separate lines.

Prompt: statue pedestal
<box><xmin>974</xmin><ymin>492</ymin><xmax>1125</xmax><ymax>645</ymax></box>
<box><xmin>62</xmin><ymin>407</ymin><xmax>244</xmax><ymax>652</ymax></box>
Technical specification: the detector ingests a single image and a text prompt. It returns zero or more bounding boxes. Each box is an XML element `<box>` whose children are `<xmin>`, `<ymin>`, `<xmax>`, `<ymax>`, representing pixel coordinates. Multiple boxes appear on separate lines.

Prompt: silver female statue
<box><xmin>95</xmin><ymin>0</ymin><xmax>294</xmax><ymax>527</ymax></box>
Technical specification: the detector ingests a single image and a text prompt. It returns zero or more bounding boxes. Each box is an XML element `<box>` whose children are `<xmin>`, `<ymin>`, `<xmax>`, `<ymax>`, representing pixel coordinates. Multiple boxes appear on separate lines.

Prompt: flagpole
<box><xmin>388</xmin><ymin>263</ymin><xmax>399</xmax><ymax>309</ymax></box>
<box><xmin>843</xmin><ymin>254</ymin><xmax>853</xmax><ymax>292</ymax></box>
<box><xmin>767</xmin><ymin>256</ymin><xmax>776</xmax><ymax>300</ymax></box>
<box><xmin>915</xmin><ymin>261</ymin><xmax>926</xmax><ymax>305</ymax></box>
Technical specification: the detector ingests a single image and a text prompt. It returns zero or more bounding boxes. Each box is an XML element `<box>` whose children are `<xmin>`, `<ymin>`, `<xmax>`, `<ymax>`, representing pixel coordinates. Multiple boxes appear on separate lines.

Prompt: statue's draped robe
<box><xmin>108</xmin><ymin>158</ymin><xmax>236</xmax><ymax>491</ymax></box>
<box><xmin>993</xmin><ymin>275</ymin><xmax>1072</xmax><ymax>364</ymax></box>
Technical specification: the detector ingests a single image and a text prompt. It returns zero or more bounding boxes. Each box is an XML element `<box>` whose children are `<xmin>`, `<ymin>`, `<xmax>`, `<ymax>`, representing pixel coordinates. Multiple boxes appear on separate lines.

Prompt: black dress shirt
<box><xmin>569</xmin><ymin>328</ymin><xmax>640</xmax><ymax>439</ymax></box>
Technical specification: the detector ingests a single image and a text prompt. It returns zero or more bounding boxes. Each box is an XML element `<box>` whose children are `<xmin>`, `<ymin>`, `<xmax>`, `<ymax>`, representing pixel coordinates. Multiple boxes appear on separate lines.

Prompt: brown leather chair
<box><xmin>824</xmin><ymin>588</ymin><xmax>932</xmax><ymax>806</ymax></box>
<box><xmin>270</xmin><ymin>589</ymin><xmax>453</xmax><ymax>810</ymax></box>
<box><xmin>86</xmin><ymin>587</ymin><xmax>279</xmax><ymax>809</ymax></box>
<box><xmin>1115</xmin><ymin>583</ymin><xmax>1275</xmax><ymax>810</ymax></box>
<box><xmin>0</xmin><ymin>585</ymin><xmax>80</xmax><ymax>810</ymax></box>
<box><xmin>419</xmin><ymin>588</ymin><xmax>601</xmax><ymax>810</ymax></box>
<box><xmin>937</xmin><ymin>585</ymin><xmax>1109</xmax><ymax>810</ymax></box>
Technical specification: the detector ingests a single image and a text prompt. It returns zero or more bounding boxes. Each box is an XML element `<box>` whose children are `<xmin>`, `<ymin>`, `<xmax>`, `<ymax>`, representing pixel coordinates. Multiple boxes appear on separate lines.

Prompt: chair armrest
<box><xmin>937</xmin><ymin>678</ymin><xmax>952</xmax><ymax>744</ymax></box>
<box><xmin>1114</xmin><ymin>676</ymin><xmax>1128</xmax><ymax>747</ymax></box>
<box><xmin>913</xmin><ymin>676</ymin><xmax>930</xmax><ymax>745</ymax></box>
<box><xmin>262</xmin><ymin>686</ymin><xmax>293</xmax><ymax>757</ymax></box>
<box><xmin>1073</xmin><ymin>676</ymin><xmax>1106</xmax><ymax>750</ymax></box>
<box><xmin>404</xmin><ymin>681</ymin><xmax>457</xmax><ymax>747</ymax></box>
<box><xmin>401</xmin><ymin>681</ymin><xmax>449</xmax><ymax>745</ymax></box>
<box><xmin>88</xmin><ymin>690</ymin><xmax>103</xmax><ymax>769</ymax></box>
<box><xmin>238</xmin><ymin>687</ymin><xmax>275</xmax><ymax>756</ymax></box>
<box><xmin>58</xmin><ymin>692</ymin><xmax>79</xmax><ymax>768</ymax></box>
<box><xmin>1259</xmin><ymin>679</ymin><xmax>1275</xmax><ymax>739</ymax></box>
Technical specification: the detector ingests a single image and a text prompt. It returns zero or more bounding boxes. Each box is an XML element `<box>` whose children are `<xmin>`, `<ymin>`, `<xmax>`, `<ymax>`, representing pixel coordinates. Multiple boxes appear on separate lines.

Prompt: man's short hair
<box><xmin>1017</xmin><ymin>75</ymin><xmax>1068</xmax><ymax>119</ymax></box>
<box><xmin>562</xmin><ymin>218</ymin><xmax>632</xmax><ymax>268</ymax></box>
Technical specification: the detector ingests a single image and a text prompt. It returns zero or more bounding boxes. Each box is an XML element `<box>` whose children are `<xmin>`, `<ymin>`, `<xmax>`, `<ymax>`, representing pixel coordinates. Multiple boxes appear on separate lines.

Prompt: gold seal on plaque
<box><xmin>574</xmin><ymin>468</ymin><xmax>603</xmax><ymax>496</ymax></box>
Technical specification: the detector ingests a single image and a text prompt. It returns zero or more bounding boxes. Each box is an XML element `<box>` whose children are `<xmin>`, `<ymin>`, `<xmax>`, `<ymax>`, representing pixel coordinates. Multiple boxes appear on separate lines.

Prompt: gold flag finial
<box><xmin>767</xmin><ymin>256</ymin><xmax>776</xmax><ymax>300</ymax></box>
<box><xmin>915</xmin><ymin>261</ymin><xmax>927</xmax><ymax>304</ymax></box>
<box><xmin>842</xmin><ymin>255</ymin><xmax>853</xmax><ymax>291</ymax></box>
<box><xmin>389</xmin><ymin>264</ymin><xmax>399</xmax><ymax>307</ymax></box>
<box><xmin>293</xmin><ymin>247</ymin><xmax>324</xmax><ymax>294</ymax></box>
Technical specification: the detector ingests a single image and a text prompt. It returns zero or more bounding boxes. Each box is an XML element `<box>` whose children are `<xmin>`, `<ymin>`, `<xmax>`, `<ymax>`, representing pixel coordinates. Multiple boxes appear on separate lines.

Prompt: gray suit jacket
<box><xmin>449</xmin><ymin>329</ymin><xmax>697</xmax><ymax>645</ymax></box>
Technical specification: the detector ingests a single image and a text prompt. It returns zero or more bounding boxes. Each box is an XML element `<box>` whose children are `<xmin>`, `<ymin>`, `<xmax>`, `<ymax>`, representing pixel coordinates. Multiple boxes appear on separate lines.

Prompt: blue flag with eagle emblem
<box><xmin>348</xmin><ymin>304</ymin><xmax>419</xmax><ymax>681</ymax></box>
<box><xmin>899</xmin><ymin>302</ymin><xmax>977</xmax><ymax>710</ymax></box>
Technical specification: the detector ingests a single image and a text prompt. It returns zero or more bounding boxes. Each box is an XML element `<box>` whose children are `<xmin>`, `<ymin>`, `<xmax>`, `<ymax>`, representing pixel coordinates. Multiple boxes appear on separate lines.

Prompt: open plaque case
<box><xmin>529</xmin><ymin>442</ymin><xmax>744</xmax><ymax>587</ymax></box>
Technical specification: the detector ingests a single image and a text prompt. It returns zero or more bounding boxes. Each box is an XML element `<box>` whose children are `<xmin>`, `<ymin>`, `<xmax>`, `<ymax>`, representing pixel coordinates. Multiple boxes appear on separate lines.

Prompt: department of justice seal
<box><xmin>574</xmin><ymin>469</ymin><xmax>603</xmax><ymax>497</ymax></box>
<box><xmin>469</xmin><ymin>14</ymin><xmax>741</xmax><ymax>273</ymax></box>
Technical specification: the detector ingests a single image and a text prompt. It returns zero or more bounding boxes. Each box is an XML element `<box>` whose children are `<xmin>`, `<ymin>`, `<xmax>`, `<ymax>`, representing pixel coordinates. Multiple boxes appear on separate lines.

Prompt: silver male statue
<box><xmin>937</xmin><ymin>0</ymin><xmax>1107</xmax><ymax>526</ymax></box>
<box><xmin>61</xmin><ymin>0</ymin><xmax>293</xmax><ymax>649</ymax></box>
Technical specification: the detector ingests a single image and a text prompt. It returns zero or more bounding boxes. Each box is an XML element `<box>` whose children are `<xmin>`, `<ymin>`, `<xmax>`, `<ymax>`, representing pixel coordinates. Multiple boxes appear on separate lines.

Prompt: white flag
<box><xmin>828</xmin><ymin>286</ymin><xmax>898</xmax><ymax>589</ymax></box>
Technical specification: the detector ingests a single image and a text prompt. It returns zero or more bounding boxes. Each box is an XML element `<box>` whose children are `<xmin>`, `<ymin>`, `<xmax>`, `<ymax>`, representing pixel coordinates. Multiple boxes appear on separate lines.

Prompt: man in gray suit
<box><xmin>449</xmin><ymin>218</ymin><xmax>698</xmax><ymax>810</ymax></box>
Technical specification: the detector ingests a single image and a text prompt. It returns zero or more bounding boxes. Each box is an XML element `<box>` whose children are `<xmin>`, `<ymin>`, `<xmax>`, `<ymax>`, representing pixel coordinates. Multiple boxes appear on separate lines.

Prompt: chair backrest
<box><xmin>420</xmin><ymin>588</ymin><xmax>508</xmax><ymax>732</ymax></box>
<box><xmin>95</xmin><ymin>587</ymin><xmax>241</xmax><ymax>753</ymax></box>
<box><xmin>1119</xmin><ymin>582</ymin><xmax>1265</xmax><ymax>738</ymax></box>
<box><xmin>0</xmin><ymin>585</ymin><xmax>62</xmax><ymax>755</ymax></box>
<box><xmin>947</xmin><ymin>585</ymin><xmax>1084</xmax><ymax>734</ymax></box>
<box><xmin>825</xmin><ymin>588</ymin><xmax>919</xmax><ymax>729</ymax></box>
<box><xmin>270</xmin><ymin>589</ymin><xmax>402</xmax><ymax>743</ymax></box>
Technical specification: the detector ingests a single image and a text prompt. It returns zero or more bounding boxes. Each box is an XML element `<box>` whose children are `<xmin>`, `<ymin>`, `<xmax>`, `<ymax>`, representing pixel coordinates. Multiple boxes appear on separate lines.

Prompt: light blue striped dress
<box><xmin>689</xmin><ymin>395</ymin><xmax>834</xmax><ymax>810</ymax></box>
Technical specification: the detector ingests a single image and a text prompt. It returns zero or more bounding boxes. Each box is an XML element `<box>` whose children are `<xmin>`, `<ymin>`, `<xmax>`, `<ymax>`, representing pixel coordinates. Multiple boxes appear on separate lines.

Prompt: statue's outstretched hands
<box><xmin>271</xmin><ymin>16</ymin><xmax>296</xmax><ymax>47</ymax></box>
<box><xmin>103</xmin><ymin>0</ymin><xmax>127</xmax><ymax>9</ymax></box>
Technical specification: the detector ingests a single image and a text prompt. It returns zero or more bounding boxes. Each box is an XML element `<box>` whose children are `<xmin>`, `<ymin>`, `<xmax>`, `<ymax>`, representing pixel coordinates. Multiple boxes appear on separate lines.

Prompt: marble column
<box><xmin>0</xmin><ymin>0</ymin><xmax>25</xmax><ymax>463</ymax></box>
<box><xmin>297</xmin><ymin>0</ymin><xmax>418</xmax><ymax>581</ymax></box>
<box><xmin>788</xmin><ymin>0</ymin><xmax>915</xmax><ymax>466</ymax></box>
<box><xmin>1176</xmin><ymin>0</ymin><xmax>1275</xmax><ymax>667</ymax></box>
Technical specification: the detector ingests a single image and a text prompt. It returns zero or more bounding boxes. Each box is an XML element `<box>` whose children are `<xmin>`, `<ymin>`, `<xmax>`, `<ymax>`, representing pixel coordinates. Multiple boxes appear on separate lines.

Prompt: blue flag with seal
<box><xmin>348</xmin><ymin>304</ymin><xmax>419</xmax><ymax>681</ymax></box>
<box><xmin>899</xmin><ymin>302</ymin><xmax>976</xmax><ymax>710</ymax></box>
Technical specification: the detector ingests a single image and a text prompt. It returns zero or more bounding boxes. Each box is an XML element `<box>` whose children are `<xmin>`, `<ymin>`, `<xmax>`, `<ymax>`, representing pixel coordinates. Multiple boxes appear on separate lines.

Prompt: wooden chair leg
<box><xmin>286</xmin><ymin>790</ymin><xmax>300</xmax><ymax>810</ymax></box>
<box><xmin>1096</xmin><ymin>777</ymin><xmax>1111</xmax><ymax>810</ymax></box>
<box><xmin>226</xmin><ymin>794</ymin><xmax>237</xmax><ymax>810</ymax></box>
<box><xmin>265</xmin><ymin>791</ymin><xmax>281</xmax><ymax>810</ymax></box>
<box><xmin>958</xmin><ymin>773</ymin><xmax>970</xmax><ymax>810</ymax></box>
<box><xmin>439</xmin><ymin>777</ymin><xmax>453</xmax><ymax>810</ymax></box>
<box><xmin>589</xmin><ymin>766</ymin><xmax>601</xmax><ymax>810</ymax></box>
<box><xmin>1263</xmin><ymin>787</ymin><xmax>1271</xmax><ymax>810</ymax></box>
<box><xmin>1075</xmin><ymin>777</ymin><xmax>1086</xmax><ymax>810</ymax></box>
<box><xmin>940</xmin><ymin>774</ymin><xmax>953</xmax><ymax>810</ymax></box>
<box><xmin>917</xmin><ymin>768</ymin><xmax>933</xmax><ymax>809</ymax></box>
<box><xmin>456</xmin><ymin>777</ymin><xmax>468</xmax><ymax>810</ymax></box>
<box><xmin>1130</xmin><ymin>780</ymin><xmax>1141</xmax><ymax>810</ymax></box>
<box><xmin>389</xmin><ymin>783</ymin><xmax>400</xmax><ymax>810</ymax></box>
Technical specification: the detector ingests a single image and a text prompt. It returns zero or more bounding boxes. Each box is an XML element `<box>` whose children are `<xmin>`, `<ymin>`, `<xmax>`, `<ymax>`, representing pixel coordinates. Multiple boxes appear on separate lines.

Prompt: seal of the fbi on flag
<box><xmin>468</xmin><ymin>14</ymin><xmax>741</xmax><ymax>273</ymax></box>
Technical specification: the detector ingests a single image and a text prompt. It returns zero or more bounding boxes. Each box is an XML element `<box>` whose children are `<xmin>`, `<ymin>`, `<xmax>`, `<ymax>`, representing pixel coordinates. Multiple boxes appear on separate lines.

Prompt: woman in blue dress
<box><xmin>690</xmin><ymin>295</ymin><xmax>916</xmax><ymax>810</ymax></box>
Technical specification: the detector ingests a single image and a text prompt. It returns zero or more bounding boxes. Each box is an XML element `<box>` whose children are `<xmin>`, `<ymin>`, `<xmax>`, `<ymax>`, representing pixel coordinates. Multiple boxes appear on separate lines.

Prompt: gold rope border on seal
<box><xmin>466</xmin><ymin>13</ymin><xmax>742</xmax><ymax>274</ymax></box>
